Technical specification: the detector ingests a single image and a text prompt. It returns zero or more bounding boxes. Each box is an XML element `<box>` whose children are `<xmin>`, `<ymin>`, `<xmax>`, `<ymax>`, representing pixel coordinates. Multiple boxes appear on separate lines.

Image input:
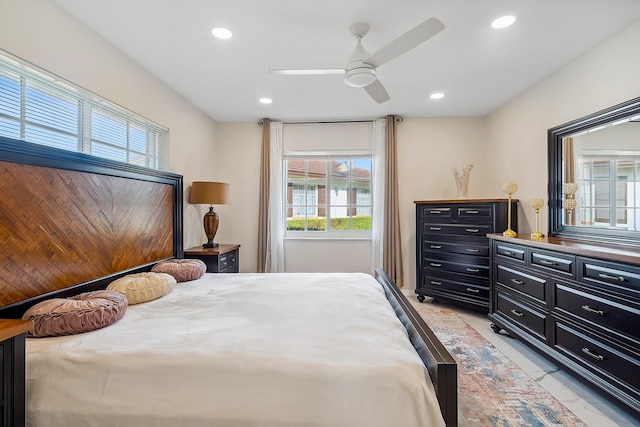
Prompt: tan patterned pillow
<box><xmin>23</xmin><ymin>290</ymin><xmax>128</xmax><ymax>338</ymax></box>
<box><xmin>107</xmin><ymin>272</ymin><xmax>176</xmax><ymax>305</ymax></box>
<box><xmin>151</xmin><ymin>259</ymin><xmax>207</xmax><ymax>282</ymax></box>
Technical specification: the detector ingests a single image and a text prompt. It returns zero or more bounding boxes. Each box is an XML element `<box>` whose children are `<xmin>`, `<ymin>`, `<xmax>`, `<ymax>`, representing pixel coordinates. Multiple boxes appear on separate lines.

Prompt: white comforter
<box><xmin>26</xmin><ymin>272</ymin><xmax>445</xmax><ymax>427</ymax></box>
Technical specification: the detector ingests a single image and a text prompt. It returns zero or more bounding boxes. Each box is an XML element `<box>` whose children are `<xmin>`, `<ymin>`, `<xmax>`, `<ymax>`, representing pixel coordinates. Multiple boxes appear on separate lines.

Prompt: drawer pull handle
<box><xmin>466</xmin><ymin>288</ymin><xmax>480</xmax><ymax>293</ymax></box>
<box><xmin>430</xmin><ymin>245</ymin><xmax>442</xmax><ymax>249</ymax></box>
<box><xmin>502</xmin><ymin>251</ymin><xmax>514</xmax><ymax>256</ymax></box>
<box><xmin>465</xmin><ymin>228</ymin><xmax>480</xmax><ymax>233</ymax></box>
<box><xmin>430</xmin><ymin>263</ymin><xmax>442</xmax><ymax>267</ymax></box>
<box><xmin>465</xmin><ymin>210</ymin><xmax>479</xmax><ymax>214</ymax></box>
<box><xmin>581</xmin><ymin>347</ymin><xmax>605</xmax><ymax>361</ymax></box>
<box><xmin>466</xmin><ymin>268</ymin><xmax>480</xmax><ymax>273</ymax></box>
<box><xmin>430</xmin><ymin>226</ymin><xmax>442</xmax><ymax>231</ymax></box>
<box><xmin>430</xmin><ymin>280</ymin><xmax>442</xmax><ymax>285</ymax></box>
<box><xmin>581</xmin><ymin>305</ymin><xmax>605</xmax><ymax>316</ymax></box>
<box><xmin>429</xmin><ymin>210</ymin><xmax>442</xmax><ymax>214</ymax></box>
<box><xmin>510</xmin><ymin>309</ymin><xmax>524</xmax><ymax>317</ymax></box>
<box><xmin>538</xmin><ymin>259</ymin><xmax>558</xmax><ymax>266</ymax></box>
<box><xmin>510</xmin><ymin>279</ymin><xmax>524</xmax><ymax>285</ymax></box>
<box><xmin>466</xmin><ymin>248</ymin><xmax>481</xmax><ymax>253</ymax></box>
<box><xmin>597</xmin><ymin>273</ymin><xmax>625</xmax><ymax>282</ymax></box>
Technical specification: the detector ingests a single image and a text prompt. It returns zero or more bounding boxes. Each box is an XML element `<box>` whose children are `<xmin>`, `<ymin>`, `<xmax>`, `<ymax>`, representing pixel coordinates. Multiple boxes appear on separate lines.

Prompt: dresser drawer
<box><xmin>422</xmin><ymin>223</ymin><xmax>491</xmax><ymax>238</ymax></box>
<box><xmin>424</xmin><ymin>256</ymin><xmax>489</xmax><ymax>279</ymax></box>
<box><xmin>579</xmin><ymin>259</ymin><xmax>640</xmax><ymax>290</ymax></box>
<box><xmin>422</xmin><ymin>274</ymin><xmax>489</xmax><ymax>300</ymax></box>
<box><xmin>530</xmin><ymin>250</ymin><xmax>575</xmax><ymax>276</ymax></box>
<box><xmin>422</xmin><ymin>239</ymin><xmax>488</xmax><ymax>257</ymax></box>
<box><xmin>496</xmin><ymin>264</ymin><xmax>547</xmax><ymax>302</ymax></box>
<box><xmin>554</xmin><ymin>321</ymin><xmax>640</xmax><ymax>392</ymax></box>
<box><xmin>554</xmin><ymin>283</ymin><xmax>640</xmax><ymax>340</ymax></box>
<box><xmin>420</xmin><ymin>206</ymin><xmax>453</xmax><ymax>221</ymax></box>
<box><xmin>496</xmin><ymin>293</ymin><xmax>547</xmax><ymax>339</ymax></box>
<box><xmin>457</xmin><ymin>205</ymin><xmax>493</xmax><ymax>220</ymax></box>
<box><xmin>495</xmin><ymin>243</ymin><xmax>526</xmax><ymax>262</ymax></box>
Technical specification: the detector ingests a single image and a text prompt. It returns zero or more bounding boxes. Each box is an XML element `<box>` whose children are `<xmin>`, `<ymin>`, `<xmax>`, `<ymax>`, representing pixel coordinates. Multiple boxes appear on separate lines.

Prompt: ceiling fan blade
<box><xmin>366</xmin><ymin>17</ymin><xmax>445</xmax><ymax>68</ymax></box>
<box><xmin>268</xmin><ymin>69</ymin><xmax>344</xmax><ymax>75</ymax></box>
<box><xmin>363</xmin><ymin>79</ymin><xmax>390</xmax><ymax>104</ymax></box>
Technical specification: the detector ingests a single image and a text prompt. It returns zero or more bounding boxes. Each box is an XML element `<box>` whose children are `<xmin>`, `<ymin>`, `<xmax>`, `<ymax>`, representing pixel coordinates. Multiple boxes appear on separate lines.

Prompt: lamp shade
<box><xmin>189</xmin><ymin>182</ymin><xmax>230</xmax><ymax>205</ymax></box>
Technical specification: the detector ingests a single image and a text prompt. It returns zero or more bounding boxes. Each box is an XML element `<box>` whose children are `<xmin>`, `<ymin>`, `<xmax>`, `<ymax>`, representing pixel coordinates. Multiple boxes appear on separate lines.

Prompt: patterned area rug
<box><xmin>409</xmin><ymin>299</ymin><xmax>587</xmax><ymax>427</ymax></box>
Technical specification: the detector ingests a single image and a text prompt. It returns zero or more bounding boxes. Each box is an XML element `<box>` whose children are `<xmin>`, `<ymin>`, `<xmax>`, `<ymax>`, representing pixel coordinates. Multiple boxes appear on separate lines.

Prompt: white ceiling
<box><xmin>53</xmin><ymin>0</ymin><xmax>640</xmax><ymax>122</ymax></box>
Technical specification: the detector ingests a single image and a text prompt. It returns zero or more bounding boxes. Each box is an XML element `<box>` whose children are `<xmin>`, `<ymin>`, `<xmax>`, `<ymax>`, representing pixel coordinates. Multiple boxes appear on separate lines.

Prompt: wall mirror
<box><xmin>548</xmin><ymin>96</ymin><xmax>640</xmax><ymax>247</ymax></box>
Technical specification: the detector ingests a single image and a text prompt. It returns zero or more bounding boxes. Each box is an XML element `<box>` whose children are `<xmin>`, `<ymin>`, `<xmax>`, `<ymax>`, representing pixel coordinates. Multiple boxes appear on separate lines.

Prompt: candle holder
<box><xmin>529</xmin><ymin>198</ymin><xmax>545</xmax><ymax>240</ymax></box>
<box><xmin>562</xmin><ymin>198</ymin><xmax>577</xmax><ymax>225</ymax></box>
<box><xmin>502</xmin><ymin>182</ymin><xmax>518</xmax><ymax>238</ymax></box>
<box><xmin>562</xmin><ymin>182</ymin><xmax>578</xmax><ymax>226</ymax></box>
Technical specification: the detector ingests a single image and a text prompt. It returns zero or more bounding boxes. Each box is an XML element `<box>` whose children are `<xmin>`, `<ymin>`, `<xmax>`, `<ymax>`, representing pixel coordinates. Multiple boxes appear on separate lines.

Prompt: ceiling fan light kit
<box><xmin>344</xmin><ymin>64</ymin><xmax>376</xmax><ymax>87</ymax></box>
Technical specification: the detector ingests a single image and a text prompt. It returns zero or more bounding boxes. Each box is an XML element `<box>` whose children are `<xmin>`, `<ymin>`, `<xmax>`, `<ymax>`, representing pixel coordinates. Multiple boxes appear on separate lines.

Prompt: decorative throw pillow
<box><xmin>23</xmin><ymin>290</ymin><xmax>128</xmax><ymax>338</ymax></box>
<box><xmin>107</xmin><ymin>272</ymin><xmax>176</xmax><ymax>305</ymax></box>
<box><xmin>151</xmin><ymin>258</ymin><xmax>207</xmax><ymax>282</ymax></box>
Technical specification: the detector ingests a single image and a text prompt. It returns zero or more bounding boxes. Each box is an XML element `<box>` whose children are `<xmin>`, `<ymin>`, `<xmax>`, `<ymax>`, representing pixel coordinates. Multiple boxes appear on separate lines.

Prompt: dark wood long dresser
<box><xmin>488</xmin><ymin>234</ymin><xmax>640</xmax><ymax>414</ymax></box>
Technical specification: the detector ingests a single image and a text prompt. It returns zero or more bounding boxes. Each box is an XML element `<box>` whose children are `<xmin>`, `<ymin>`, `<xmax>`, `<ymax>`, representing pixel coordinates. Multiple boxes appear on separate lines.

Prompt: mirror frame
<box><xmin>548</xmin><ymin>96</ymin><xmax>640</xmax><ymax>248</ymax></box>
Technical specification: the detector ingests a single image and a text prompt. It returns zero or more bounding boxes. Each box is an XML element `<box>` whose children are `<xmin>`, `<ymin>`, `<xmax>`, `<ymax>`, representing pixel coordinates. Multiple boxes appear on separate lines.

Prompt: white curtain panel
<box><xmin>370</xmin><ymin>119</ymin><xmax>386</xmax><ymax>275</ymax></box>
<box><xmin>267</xmin><ymin>121</ymin><xmax>285</xmax><ymax>272</ymax></box>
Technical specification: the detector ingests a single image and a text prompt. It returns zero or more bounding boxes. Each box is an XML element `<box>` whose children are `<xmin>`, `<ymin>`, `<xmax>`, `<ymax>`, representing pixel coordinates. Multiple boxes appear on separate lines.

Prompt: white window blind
<box><xmin>0</xmin><ymin>50</ymin><xmax>169</xmax><ymax>170</ymax></box>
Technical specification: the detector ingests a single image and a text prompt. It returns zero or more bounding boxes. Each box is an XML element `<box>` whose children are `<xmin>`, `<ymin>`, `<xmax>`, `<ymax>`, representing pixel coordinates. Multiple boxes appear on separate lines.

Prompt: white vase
<box><xmin>452</xmin><ymin>165</ymin><xmax>473</xmax><ymax>199</ymax></box>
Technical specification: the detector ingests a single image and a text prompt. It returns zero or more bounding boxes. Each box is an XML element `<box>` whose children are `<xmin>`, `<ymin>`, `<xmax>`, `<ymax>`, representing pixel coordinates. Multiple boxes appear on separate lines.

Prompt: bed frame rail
<box><xmin>375</xmin><ymin>268</ymin><xmax>458</xmax><ymax>427</ymax></box>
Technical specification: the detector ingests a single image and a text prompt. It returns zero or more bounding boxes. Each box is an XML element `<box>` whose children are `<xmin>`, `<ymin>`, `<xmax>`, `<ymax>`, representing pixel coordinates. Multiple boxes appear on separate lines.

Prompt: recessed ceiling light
<box><xmin>430</xmin><ymin>92</ymin><xmax>445</xmax><ymax>100</ymax></box>
<box><xmin>259</xmin><ymin>98</ymin><xmax>272</xmax><ymax>104</ymax></box>
<box><xmin>211</xmin><ymin>27</ymin><xmax>232</xmax><ymax>39</ymax></box>
<box><xmin>491</xmin><ymin>15</ymin><xmax>516</xmax><ymax>29</ymax></box>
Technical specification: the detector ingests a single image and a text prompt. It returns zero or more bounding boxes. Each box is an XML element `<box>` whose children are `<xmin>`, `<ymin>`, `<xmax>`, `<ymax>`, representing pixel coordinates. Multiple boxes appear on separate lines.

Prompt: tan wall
<box><xmin>0</xmin><ymin>0</ymin><xmax>219</xmax><ymax>250</ymax></box>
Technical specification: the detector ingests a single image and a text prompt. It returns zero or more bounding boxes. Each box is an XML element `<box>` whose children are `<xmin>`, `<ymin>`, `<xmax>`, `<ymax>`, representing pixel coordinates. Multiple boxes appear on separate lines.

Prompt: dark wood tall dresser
<box><xmin>415</xmin><ymin>199</ymin><xmax>516</xmax><ymax>311</ymax></box>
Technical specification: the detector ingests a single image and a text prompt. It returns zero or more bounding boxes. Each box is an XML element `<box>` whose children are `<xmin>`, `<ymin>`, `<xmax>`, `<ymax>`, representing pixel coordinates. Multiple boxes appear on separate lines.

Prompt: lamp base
<box><xmin>202</xmin><ymin>242</ymin><xmax>219</xmax><ymax>248</ymax></box>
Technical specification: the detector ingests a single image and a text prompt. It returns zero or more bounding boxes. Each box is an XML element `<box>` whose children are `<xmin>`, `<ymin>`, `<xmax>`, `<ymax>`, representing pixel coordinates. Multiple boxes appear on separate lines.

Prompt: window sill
<box><xmin>284</xmin><ymin>234</ymin><xmax>371</xmax><ymax>241</ymax></box>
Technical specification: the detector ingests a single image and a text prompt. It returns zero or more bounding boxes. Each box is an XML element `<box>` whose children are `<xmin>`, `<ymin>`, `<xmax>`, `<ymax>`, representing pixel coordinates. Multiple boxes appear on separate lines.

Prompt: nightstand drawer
<box><xmin>219</xmin><ymin>251</ymin><xmax>237</xmax><ymax>273</ymax></box>
<box><xmin>184</xmin><ymin>244</ymin><xmax>240</xmax><ymax>273</ymax></box>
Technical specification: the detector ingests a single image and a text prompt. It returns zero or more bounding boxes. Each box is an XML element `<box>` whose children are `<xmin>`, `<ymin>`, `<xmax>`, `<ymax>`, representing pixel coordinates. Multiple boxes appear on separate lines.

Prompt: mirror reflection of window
<box><xmin>563</xmin><ymin>119</ymin><xmax>640</xmax><ymax>232</ymax></box>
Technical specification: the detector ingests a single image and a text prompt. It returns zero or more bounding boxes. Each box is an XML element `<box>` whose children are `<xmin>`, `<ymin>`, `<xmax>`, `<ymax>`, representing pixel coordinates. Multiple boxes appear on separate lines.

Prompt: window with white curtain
<box><xmin>0</xmin><ymin>50</ymin><xmax>169</xmax><ymax>170</ymax></box>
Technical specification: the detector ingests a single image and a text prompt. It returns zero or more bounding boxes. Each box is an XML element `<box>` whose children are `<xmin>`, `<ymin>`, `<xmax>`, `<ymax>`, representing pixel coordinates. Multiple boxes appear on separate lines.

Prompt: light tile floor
<box><xmin>404</xmin><ymin>292</ymin><xmax>639</xmax><ymax>427</ymax></box>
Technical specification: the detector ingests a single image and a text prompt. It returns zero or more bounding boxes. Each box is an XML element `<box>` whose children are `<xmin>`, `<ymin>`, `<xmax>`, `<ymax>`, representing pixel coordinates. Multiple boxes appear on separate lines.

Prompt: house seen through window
<box><xmin>285</xmin><ymin>154</ymin><xmax>372</xmax><ymax>233</ymax></box>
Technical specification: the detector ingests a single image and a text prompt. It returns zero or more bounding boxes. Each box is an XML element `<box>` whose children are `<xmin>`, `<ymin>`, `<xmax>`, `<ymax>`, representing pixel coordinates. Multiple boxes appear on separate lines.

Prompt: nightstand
<box><xmin>0</xmin><ymin>319</ymin><xmax>32</xmax><ymax>427</ymax></box>
<box><xmin>184</xmin><ymin>244</ymin><xmax>240</xmax><ymax>273</ymax></box>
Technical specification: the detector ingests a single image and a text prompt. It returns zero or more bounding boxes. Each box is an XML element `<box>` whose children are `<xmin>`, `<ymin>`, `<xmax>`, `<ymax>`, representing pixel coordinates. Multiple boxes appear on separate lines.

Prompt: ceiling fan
<box><xmin>268</xmin><ymin>17</ymin><xmax>445</xmax><ymax>104</ymax></box>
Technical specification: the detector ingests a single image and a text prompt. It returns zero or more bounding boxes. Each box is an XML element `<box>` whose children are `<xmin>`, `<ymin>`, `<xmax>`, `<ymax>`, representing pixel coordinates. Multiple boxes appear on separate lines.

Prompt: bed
<box><xmin>0</xmin><ymin>135</ymin><xmax>457</xmax><ymax>426</ymax></box>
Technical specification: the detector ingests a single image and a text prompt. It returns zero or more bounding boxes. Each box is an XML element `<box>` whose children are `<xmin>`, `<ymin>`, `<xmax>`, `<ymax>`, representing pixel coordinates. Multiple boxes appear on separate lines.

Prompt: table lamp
<box><xmin>190</xmin><ymin>181</ymin><xmax>230</xmax><ymax>248</ymax></box>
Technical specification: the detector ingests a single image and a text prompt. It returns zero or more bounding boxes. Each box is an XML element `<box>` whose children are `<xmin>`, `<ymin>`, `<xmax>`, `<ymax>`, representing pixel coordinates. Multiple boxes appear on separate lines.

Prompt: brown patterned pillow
<box><xmin>107</xmin><ymin>272</ymin><xmax>176</xmax><ymax>304</ymax></box>
<box><xmin>151</xmin><ymin>258</ymin><xmax>207</xmax><ymax>282</ymax></box>
<box><xmin>23</xmin><ymin>290</ymin><xmax>128</xmax><ymax>338</ymax></box>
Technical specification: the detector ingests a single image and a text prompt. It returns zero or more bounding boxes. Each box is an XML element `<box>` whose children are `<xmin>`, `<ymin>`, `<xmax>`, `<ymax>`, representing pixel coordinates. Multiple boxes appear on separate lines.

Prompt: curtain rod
<box><xmin>257</xmin><ymin>116</ymin><xmax>403</xmax><ymax>126</ymax></box>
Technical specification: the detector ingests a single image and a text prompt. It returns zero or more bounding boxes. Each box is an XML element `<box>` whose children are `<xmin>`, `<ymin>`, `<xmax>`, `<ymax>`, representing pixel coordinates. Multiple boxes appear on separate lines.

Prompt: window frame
<box><xmin>284</xmin><ymin>150</ymin><xmax>373</xmax><ymax>239</ymax></box>
<box><xmin>0</xmin><ymin>49</ymin><xmax>168</xmax><ymax>170</ymax></box>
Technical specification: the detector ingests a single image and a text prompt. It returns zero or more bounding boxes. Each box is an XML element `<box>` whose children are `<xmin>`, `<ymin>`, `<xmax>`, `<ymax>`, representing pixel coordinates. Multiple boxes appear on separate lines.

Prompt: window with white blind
<box><xmin>0</xmin><ymin>50</ymin><xmax>169</xmax><ymax>170</ymax></box>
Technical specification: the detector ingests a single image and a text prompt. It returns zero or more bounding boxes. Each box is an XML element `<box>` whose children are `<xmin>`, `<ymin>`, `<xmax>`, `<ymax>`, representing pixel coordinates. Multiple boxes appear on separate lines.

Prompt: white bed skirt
<box><xmin>26</xmin><ymin>272</ymin><xmax>445</xmax><ymax>427</ymax></box>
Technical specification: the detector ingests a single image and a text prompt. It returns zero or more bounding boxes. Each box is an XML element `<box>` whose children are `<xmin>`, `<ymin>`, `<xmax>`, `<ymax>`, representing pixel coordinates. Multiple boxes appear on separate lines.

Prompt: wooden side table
<box><xmin>184</xmin><ymin>244</ymin><xmax>240</xmax><ymax>273</ymax></box>
<box><xmin>0</xmin><ymin>319</ymin><xmax>33</xmax><ymax>427</ymax></box>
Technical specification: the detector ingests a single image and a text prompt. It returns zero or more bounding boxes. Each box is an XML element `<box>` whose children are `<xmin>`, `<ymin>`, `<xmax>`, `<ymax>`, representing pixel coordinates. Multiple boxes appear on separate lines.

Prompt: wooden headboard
<box><xmin>0</xmin><ymin>136</ymin><xmax>183</xmax><ymax>318</ymax></box>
